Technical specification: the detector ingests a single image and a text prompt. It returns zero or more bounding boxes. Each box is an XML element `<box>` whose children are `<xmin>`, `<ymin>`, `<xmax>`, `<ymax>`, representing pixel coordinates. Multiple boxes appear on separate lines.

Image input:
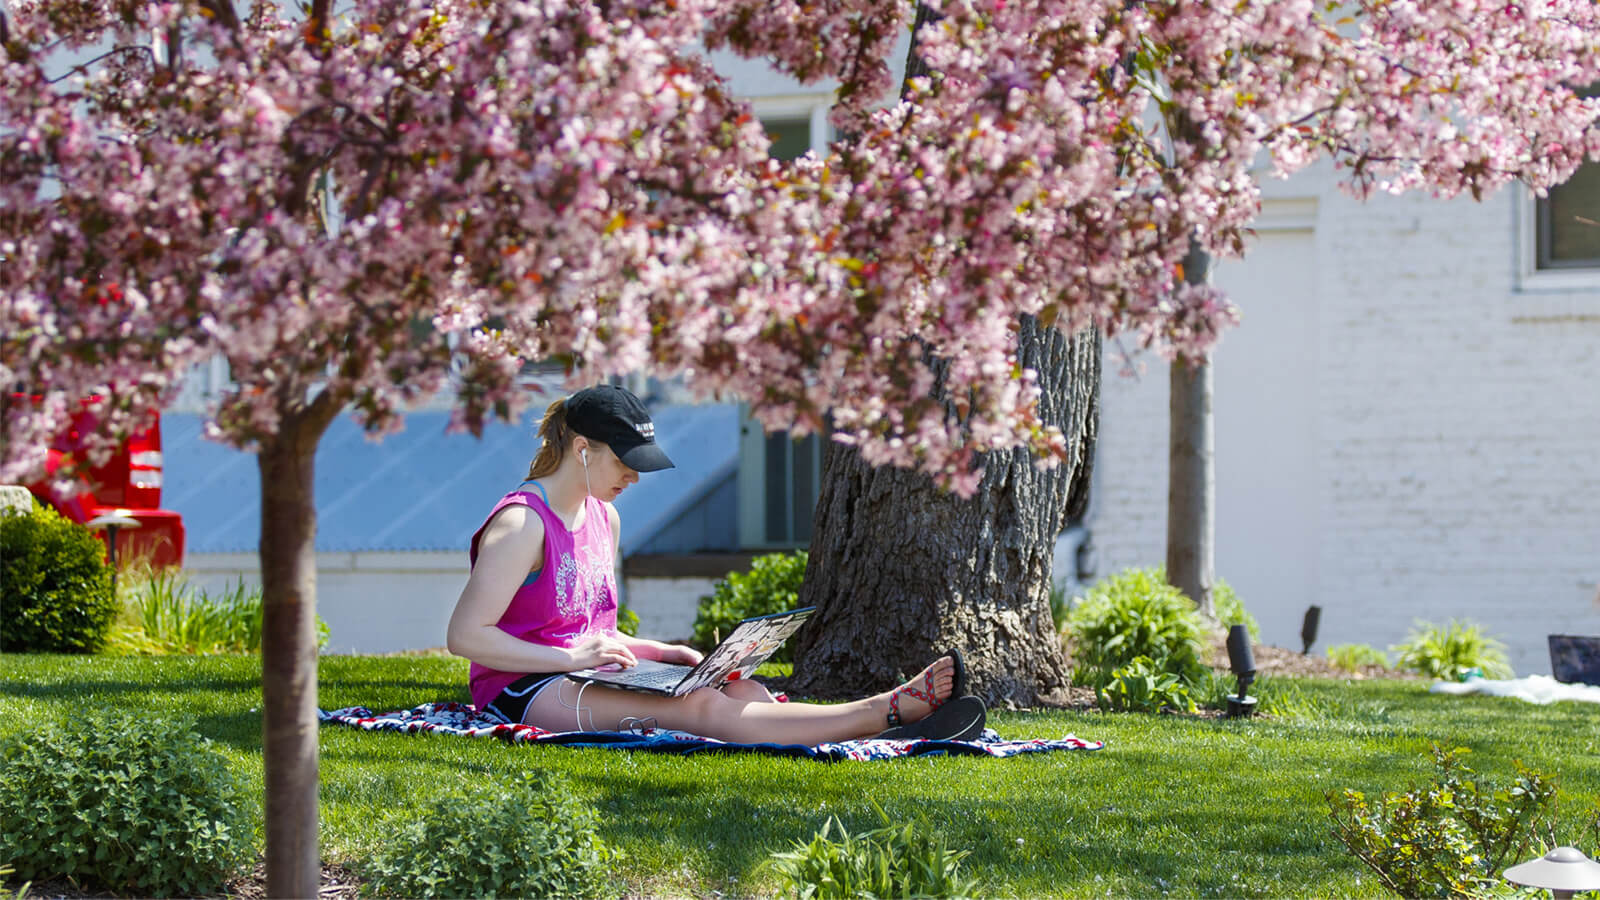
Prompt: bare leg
<box><xmin>720</xmin><ymin>679</ymin><xmax>778</xmax><ymax>703</ymax></box>
<box><xmin>524</xmin><ymin>655</ymin><xmax>956</xmax><ymax>743</ymax></box>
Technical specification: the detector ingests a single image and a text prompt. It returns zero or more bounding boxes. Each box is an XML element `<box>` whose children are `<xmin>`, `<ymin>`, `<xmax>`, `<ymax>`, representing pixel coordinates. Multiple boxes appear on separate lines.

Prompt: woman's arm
<box><xmin>446</xmin><ymin>504</ymin><xmax>637</xmax><ymax>672</ymax></box>
<box><xmin>617</xmin><ymin>634</ymin><xmax>704</xmax><ymax>666</ymax></box>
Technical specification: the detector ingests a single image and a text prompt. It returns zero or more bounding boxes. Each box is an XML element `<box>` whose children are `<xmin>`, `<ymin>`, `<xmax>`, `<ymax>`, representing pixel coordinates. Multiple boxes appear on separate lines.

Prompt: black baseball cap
<box><xmin>565</xmin><ymin>384</ymin><xmax>675</xmax><ymax>472</ymax></box>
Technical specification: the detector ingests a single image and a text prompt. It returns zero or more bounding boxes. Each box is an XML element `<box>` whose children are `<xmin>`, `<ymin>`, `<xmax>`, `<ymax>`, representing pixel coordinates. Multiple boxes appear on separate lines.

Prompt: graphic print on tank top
<box><xmin>552</xmin><ymin>546</ymin><xmax>617</xmax><ymax>620</ymax></box>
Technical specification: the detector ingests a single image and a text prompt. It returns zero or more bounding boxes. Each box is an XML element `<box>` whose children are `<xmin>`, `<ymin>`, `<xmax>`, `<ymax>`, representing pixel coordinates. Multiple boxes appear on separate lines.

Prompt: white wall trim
<box><xmin>1254</xmin><ymin>197</ymin><xmax>1318</xmax><ymax>232</ymax></box>
<box><xmin>185</xmin><ymin>550</ymin><xmax>465</xmax><ymax>576</ymax></box>
<box><xmin>1512</xmin><ymin>187</ymin><xmax>1600</xmax><ymax>309</ymax></box>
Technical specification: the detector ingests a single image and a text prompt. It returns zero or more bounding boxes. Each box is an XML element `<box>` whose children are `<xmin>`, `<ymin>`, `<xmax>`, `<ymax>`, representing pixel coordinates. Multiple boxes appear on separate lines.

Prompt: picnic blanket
<box><xmin>1430</xmin><ymin>674</ymin><xmax>1600</xmax><ymax>706</ymax></box>
<box><xmin>319</xmin><ymin>702</ymin><xmax>1104</xmax><ymax>761</ymax></box>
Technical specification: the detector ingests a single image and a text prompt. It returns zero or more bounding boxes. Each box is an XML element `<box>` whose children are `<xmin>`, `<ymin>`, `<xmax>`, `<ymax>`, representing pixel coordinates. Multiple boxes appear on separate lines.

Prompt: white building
<box><xmin>1093</xmin><ymin>167</ymin><xmax>1600</xmax><ymax>675</ymax></box>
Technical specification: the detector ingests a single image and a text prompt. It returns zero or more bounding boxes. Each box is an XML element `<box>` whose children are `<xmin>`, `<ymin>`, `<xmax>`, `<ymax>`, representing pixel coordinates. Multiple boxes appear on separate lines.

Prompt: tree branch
<box><xmin>166</xmin><ymin>24</ymin><xmax>182</xmax><ymax>73</ymax></box>
<box><xmin>44</xmin><ymin>45</ymin><xmax>156</xmax><ymax>84</ymax></box>
<box><xmin>307</xmin><ymin>0</ymin><xmax>330</xmax><ymax>54</ymax></box>
<box><xmin>198</xmin><ymin>0</ymin><xmax>241</xmax><ymax>33</ymax></box>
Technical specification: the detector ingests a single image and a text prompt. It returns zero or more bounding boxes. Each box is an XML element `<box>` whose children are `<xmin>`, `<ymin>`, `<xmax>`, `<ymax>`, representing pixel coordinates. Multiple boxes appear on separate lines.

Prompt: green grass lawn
<box><xmin>3</xmin><ymin>653</ymin><xmax>1598</xmax><ymax>897</ymax></box>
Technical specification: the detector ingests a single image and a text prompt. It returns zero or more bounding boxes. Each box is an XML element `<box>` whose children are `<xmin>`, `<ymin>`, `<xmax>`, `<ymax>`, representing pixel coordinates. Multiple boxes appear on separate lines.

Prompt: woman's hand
<box><xmin>657</xmin><ymin>644</ymin><xmax>704</xmax><ymax>666</ymax></box>
<box><xmin>567</xmin><ymin>633</ymin><xmax>639</xmax><ymax>671</ymax></box>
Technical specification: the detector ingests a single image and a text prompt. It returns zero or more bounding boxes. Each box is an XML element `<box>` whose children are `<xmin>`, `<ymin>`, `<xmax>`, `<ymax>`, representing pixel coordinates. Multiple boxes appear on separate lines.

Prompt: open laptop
<box><xmin>567</xmin><ymin>607</ymin><xmax>815</xmax><ymax>696</ymax></box>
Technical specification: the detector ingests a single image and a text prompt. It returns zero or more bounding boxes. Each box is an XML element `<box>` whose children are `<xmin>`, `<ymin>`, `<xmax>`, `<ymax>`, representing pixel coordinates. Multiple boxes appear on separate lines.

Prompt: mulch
<box><xmin>15</xmin><ymin>863</ymin><xmax>364</xmax><ymax>900</ymax></box>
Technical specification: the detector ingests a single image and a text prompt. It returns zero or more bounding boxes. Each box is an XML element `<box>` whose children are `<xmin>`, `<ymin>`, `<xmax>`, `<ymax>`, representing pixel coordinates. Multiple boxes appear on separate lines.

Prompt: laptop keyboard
<box><xmin>627</xmin><ymin>666</ymin><xmax>687</xmax><ymax>690</ymax></box>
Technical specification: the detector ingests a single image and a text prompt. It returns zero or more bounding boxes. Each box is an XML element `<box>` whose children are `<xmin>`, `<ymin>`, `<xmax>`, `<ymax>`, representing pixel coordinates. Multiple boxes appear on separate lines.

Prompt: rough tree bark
<box><xmin>788</xmin><ymin>3</ymin><xmax>1100</xmax><ymax>705</ymax></box>
<box><xmin>257</xmin><ymin>393</ymin><xmax>337</xmax><ymax>900</ymax></box>
<box><xmin>789</xmin><ymin>319</ymin><xmax>1099</xmax><ymax>705</ymax></box>
<box><xmin>1165</xmin><ymin>240</ymin><xmax>1216</xmax><ymax>618</ymax></box>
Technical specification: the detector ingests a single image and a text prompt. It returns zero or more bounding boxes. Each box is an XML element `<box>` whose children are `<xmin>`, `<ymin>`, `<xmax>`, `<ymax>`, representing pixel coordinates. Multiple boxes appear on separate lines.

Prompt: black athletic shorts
<box><xmin>482</xmin><ymin>672</ymin><xmax>567</xmax><ymax>724</ymax></box>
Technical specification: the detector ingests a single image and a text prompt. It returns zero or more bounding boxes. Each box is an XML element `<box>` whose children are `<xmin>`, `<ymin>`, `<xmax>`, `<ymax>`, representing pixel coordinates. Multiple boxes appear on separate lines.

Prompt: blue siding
<box><xmin>633</xmin><ymin>472</ymin><xmax>739</xmax><ymax>555</ymax></box>
<box><xmin>163</xmin><ymin>403</ymin><xmax>740</xmax><ymax>556</ymax></box>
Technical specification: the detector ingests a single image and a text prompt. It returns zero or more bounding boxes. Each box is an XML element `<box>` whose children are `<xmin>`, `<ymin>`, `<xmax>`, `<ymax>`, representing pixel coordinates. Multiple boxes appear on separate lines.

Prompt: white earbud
<box><xmin>580</xmin><ymin>447</ymin><xmax>589</xmax><ymax>466</ymax></box>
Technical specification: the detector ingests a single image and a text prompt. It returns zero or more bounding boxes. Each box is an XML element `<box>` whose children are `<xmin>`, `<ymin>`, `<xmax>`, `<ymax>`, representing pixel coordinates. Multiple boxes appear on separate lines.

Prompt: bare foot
<box><xmin>875</xmin><ymin>655</ymin><xmax>956</xmax><ymax>727</ymax></box>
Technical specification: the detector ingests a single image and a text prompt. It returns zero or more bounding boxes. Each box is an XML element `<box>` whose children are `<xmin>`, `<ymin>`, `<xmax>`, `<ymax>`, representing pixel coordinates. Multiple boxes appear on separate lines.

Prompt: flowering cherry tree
<box><xmin>4</xmin><ymin>0</ymin><xmax>1597</xmax><ymax>893</ymax></box>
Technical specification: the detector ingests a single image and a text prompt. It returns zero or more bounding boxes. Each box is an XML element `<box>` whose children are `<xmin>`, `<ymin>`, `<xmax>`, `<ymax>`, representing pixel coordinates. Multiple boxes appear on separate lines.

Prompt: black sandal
<box><xmin>875</xmin><ymin>695</ymin><xmax>987</xmax><ymax>742</ymax></box>
<box><xmin>945</xmin><ymin>648</ymin><xmax>968</xmax><ymax>699</ymax></box>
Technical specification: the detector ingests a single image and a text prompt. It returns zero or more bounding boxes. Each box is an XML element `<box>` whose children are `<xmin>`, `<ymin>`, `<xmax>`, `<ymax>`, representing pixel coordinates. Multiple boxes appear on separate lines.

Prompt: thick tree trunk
<box><xmin>1166</xmin><ymin>240</ymin><xmax>1216</xmax><ymax>618</ymax></box>
<box><xmin>790</xmin><ymin>320</ymin><xmax>1099</xmax><ymax>706</ymax></box>
<box><xmin>258</xmin><ymin>398</ymin><xmax>336</xmax><ymax>900</ymax></box>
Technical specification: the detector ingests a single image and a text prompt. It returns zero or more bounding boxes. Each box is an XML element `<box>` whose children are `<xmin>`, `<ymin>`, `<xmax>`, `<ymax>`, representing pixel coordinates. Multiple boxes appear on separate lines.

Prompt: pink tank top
<box><xmin>467</xmin><ymin>486</ymin><xmax>619</xmax><ymax>710</ymax></box>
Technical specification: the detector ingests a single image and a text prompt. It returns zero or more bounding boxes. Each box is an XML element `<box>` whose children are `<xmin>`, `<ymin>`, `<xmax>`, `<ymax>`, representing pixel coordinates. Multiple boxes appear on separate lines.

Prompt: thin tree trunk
<box><xmin>790</xmin><ymin>320</ymin><xmax>1099</xmax><ymax>706</ymax></box>
<box><xmin>1166</xmin><ymin>240</ymin><xmax>1216</xmax><ymax>618</ymax></box>
<box><xmin>258</xmin><ymin>397</ymin><xmax>336</xmax><ymax>900</ymax></box>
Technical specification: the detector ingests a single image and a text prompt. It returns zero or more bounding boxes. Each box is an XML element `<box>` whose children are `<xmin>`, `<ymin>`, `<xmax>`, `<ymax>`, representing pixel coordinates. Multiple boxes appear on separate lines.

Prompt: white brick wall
<box><xmin>1089</xmin><ymin>175</ymin><xmax>1600</xmax><ymax>676</ymax></box>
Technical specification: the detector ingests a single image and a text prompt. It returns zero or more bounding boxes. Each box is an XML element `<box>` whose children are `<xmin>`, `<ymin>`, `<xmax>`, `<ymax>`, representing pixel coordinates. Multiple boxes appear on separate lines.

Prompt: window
<box><xmin>735</xmin><ymin>104</ymin><xmax>830</xmax><ymax>548</ymax></box>
<box><xmin>1517</xmin><ymin>85</ymin><xmax>1600</xmax><ymax>299</ymax></box>
<box><xmin>1535</xmin><ymin>162</ymin><xmax>1600</xmax><ymax>269</ymax></box>
<box><xmin>763</xmin><ymin>117</ymin><xmax>813</xmax><ymax>161</ymax></box>
<box><xmin>738</xmin><ymin>418</ymin><xmax>822</xmax><ymax>547</ymax></box>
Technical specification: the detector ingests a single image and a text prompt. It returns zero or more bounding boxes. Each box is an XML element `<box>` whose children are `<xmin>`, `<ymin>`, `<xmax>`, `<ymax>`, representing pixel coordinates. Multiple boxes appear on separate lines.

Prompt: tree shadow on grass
<box><xmin>0</xmin><ymin>675</ymin><xmax>262</xmax><ymax>699</ymax></box>
<box><xmin>191</xmin><ymin>710</ymin><xmax>265</xmax><ymax>752</ymax></box>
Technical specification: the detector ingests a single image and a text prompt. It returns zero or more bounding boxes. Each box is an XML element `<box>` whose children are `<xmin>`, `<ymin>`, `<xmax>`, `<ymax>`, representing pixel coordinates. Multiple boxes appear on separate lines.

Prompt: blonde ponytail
<box><xmin>526</xmin><ymin>398</ymin><xmax>573</xmax><ymax>479</ymax></box>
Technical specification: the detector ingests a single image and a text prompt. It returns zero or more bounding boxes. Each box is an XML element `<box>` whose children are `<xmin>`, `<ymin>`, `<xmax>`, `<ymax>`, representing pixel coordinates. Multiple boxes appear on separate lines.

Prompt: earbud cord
<box><xmin>559</xmin><ymin>679</ymin><xmax>595</xmax><ymax>732</ymax></box>
<box><xmin>582</xmin><ymin>449</ymin><xmax>592</xmax><ymax>498</ymax></box>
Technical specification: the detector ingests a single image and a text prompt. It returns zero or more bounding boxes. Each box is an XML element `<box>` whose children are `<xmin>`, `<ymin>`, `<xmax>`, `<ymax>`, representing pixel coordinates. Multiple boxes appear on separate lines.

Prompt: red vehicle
<box><xmin>20</xmin><ymin>397</ymin><xmax>186</xmax><ymax>568</ymax></box>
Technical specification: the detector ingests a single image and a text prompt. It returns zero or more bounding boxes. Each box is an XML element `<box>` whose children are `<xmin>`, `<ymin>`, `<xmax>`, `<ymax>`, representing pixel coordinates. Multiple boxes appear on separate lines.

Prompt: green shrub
<box><xmin>1327</xmin><ymin>642</ymin><xmax>1390</xmax><ymax>674</ymax></box>
<box><xmin>1065</xmin><ymin>566</ymin><xmax>1206</xmax><ymax>685</ymax></box>
<box><xmin>615</xmin><ymin>600</ymin><xmax>640</xmax><ymax>637</ymax></box>
<box><xmin>1391</xmin><ymin>620</ymin><xmax>1513</xmax><ymax>680</ymax></box>
<box><xmin>691</xmin><ymin>551</ymin><xmax>807</xmax><ymax>662</ymax></box>
<box><xmin>105</xmin><ymin>567</ymin><xmax>328</xmax><ymax>654</ymax></box>
<box><xmin>1095</xmin><ymin>656</ymin><xmax>1196</xmax><ymax>714</ymax></box>
<box><xmin>1326</xmin><ymin>746</ymin><xmax>1581</xmax><ymax>899</ymax></box>
<box><xmin>766</xmin><ymin>801</ymin><xmax>981</xmax><ymax>900</ymax></box>
<box><xmin>0</xmin><ymin>500</ymin><xmax>117</xmax><ymax>653</ymax></box>
<box><xmin>0</xmin><ymin>712</ymin><xmax>251</xmax><ymax>897</ymax></box>
<box><xmin>1049</xmin><ymin>582</ymin><xmax>1070</xmax><ymax>631</ymax></box>
<box><xmin>362</xmin><ymin>773</ymin><xmax>619</xmax><ymax>899</ymax></box>
<box><xmin>1212</xmin><ymin>578</ymin><xmax>1259</xmax><ymax>643</ymax></box>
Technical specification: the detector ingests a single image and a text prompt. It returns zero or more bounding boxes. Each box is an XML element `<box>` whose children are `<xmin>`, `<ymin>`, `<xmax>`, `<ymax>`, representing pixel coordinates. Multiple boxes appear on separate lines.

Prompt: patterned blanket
<box><xmin>319</xmin><ymin>702</ymin><xmax>1104</xmax><ymax>761</ymax></box>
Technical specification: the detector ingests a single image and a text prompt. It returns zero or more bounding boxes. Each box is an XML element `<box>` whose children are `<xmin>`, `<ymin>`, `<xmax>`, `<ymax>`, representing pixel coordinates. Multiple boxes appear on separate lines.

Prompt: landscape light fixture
<box><xmin>87</xmin><ymin>510</ymin><xmax>141</xmax><ymax>595</ymax></box>
<box><xmin>1225</xmin><ymin>624</ymin><xmax>1257</xmax><ymax>718</ymax></box>
<box><xmin>1300</xmin><ymin>605</ymin><xmax>1322</xmax><ymax>655</ymax></box>
<box><xmin>1503</xmin><ymin>847</ymin><xmax>1600</xmax><ymax>899</ymax></box>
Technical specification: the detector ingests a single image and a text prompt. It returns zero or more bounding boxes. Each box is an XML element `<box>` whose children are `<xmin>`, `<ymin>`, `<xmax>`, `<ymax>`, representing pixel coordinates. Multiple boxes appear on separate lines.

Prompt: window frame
<box><xmin>1515</xmin><ymin>183</ymin><xmax>1600</xmax><ymax>297</ymax></box>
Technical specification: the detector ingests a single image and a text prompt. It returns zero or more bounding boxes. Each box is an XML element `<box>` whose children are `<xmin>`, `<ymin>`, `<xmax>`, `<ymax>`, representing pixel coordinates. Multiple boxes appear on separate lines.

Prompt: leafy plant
<box><xmin>691</xmin><ymin>550</ymin><xmax>807</xmax><ymax>662</ymax></box>
<box><xmin>0</xmin><ymin>712</ymin><xmax>251</xmax><ymax>897</ymax></box>
<box><xmin>766</xmin><ymin>801</ymin><xmax>981</xmax><ymax>900</ymax></box>
<box><xmin>1391</xmin><ymin>620</ymin><xmax>1513</xmax><ymax>680</ymax></box>
<box><xmin>105</xmin><ymin>566</ymin><xmax>328</xmax><ymax>654</ymax></box>
<box><xmin>1327</xmin><ymin>642</ymin><xmax>1390</xmax><ymax>674</ymax></box>
<box><xmin>0</xmin><ymin>499</ymin><xmax>117</xmax><ymax>653</ymax></box>
<box><xmin>1065</xmin><ymin>566</ymin><xmax>1206</xmax><ymax>685</ymax></box>
<box><xmin>1326</xmin><ymin>746</ymin><xmax>1588</xmax><ymax>899</ymax></box>
<box><xmin>1095</xmin><ymin>656</ymin><xmax>1196</xmax><ymax>713</ymax></box>
<box><xmin>1212</xmin><ymin>578</ymin><xmax>1260</xmax><ymax>643</ymax></box>
<box><xmin>1049</xmin><ymin>582</ymin><xmax>1071</xmax><ymax>631</ymax></box>
<box><xmin>362</xmin><ymin>773</ymin><xmax>619</xmax><ymax>899</ymax></box>
<box><xmin>616</xmin><ymin>600</ymin><xmax>640</xmax><ymax>636</ymax></box>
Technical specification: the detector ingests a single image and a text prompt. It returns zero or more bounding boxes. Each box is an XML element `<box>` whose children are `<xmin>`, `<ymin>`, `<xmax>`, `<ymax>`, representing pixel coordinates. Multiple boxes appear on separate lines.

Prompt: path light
<box><xmin>1300</xmin><ymin>605</ymin><xmax>1322</xmax><ymax>655</ymax></box>
<box><xmin>1504</xmin><ymin>847</ymin><xmax>1600</xmax><ymax>900</ymax></box>
<box><xmin>87</xmin><ymin>511</ymin><xmax>141</xmax><ymax>596</ymax></box>
<box><xmin>1224</xmin><ymin>624</ymin><xmax>1257</xmax><ymax>718</ymax></box>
